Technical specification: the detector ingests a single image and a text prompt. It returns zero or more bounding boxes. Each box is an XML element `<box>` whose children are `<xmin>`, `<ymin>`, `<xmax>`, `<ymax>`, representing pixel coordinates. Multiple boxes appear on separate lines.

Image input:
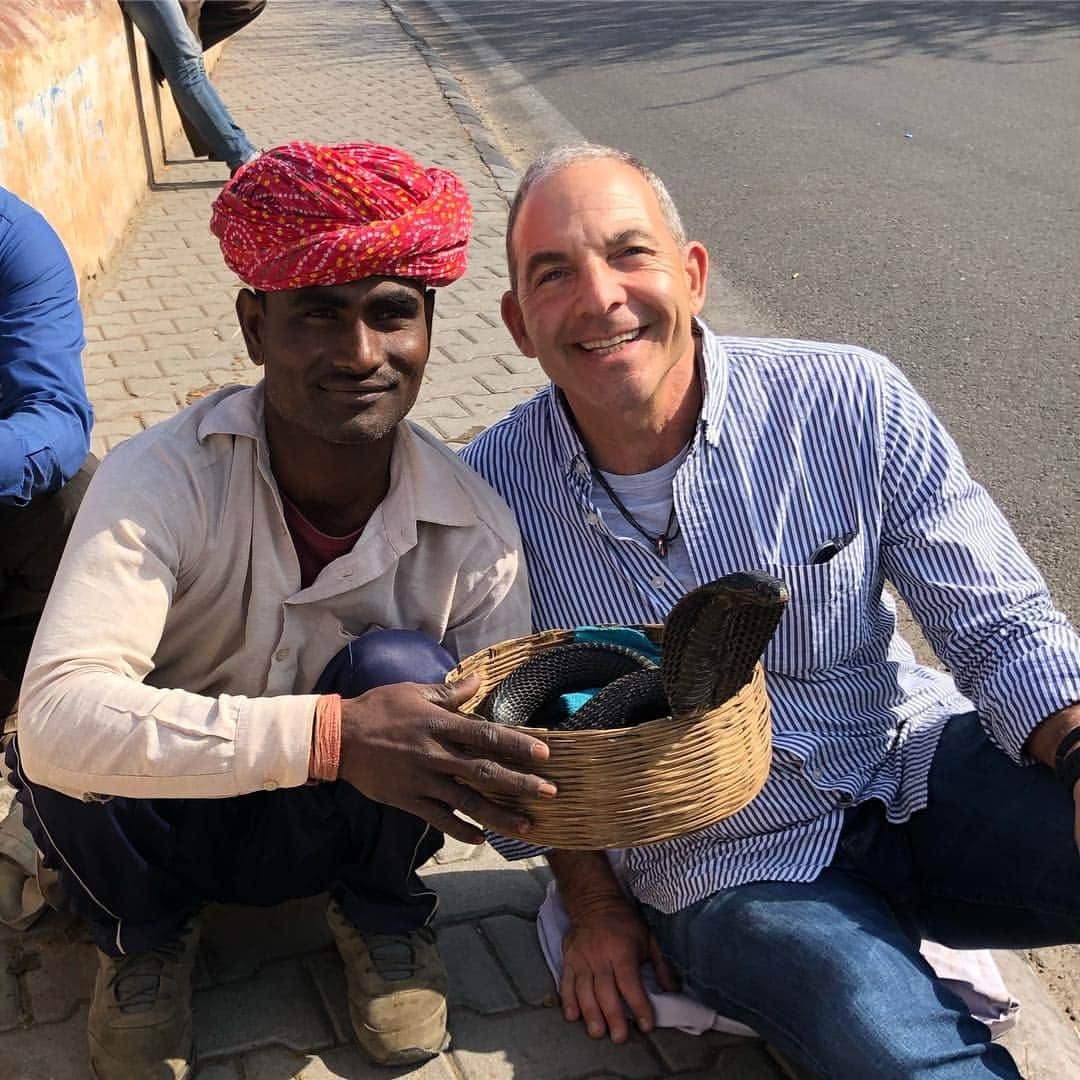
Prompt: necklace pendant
<box><xmin>656</xmin><ymin>536</ymin><xmax>669</xmax><ymax>559</ymax></box>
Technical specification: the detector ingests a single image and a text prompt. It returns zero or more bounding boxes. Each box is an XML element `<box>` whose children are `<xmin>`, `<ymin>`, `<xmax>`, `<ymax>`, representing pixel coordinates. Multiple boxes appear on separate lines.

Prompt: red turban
<box><xmin>209</xmin><ymin>141</ymin><xmax>472</xmax><ymax>290</ymax></box>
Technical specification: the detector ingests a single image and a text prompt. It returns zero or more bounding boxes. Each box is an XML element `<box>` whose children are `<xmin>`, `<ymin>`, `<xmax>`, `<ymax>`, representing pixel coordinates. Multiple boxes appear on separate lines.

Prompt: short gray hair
<box><xmin>505</xmin><ymin>144</ymin><xmax>687</xmax><ymax>294</ymax></box>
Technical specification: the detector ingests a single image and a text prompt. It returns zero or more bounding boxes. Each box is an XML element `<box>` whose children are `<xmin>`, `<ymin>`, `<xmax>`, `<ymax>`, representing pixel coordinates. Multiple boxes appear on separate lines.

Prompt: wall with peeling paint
<box><xmin>0</xmin><ymin>0</ymin><xmax>219</xmax><ymax>288</ymax></box>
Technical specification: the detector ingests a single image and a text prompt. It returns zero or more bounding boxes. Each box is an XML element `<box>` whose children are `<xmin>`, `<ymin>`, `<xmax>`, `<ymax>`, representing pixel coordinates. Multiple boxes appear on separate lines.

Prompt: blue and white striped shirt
<box><xmin>461</xmin><ymin>326</ymin><xmax>1080</xmax><ymax>914</ymax></box>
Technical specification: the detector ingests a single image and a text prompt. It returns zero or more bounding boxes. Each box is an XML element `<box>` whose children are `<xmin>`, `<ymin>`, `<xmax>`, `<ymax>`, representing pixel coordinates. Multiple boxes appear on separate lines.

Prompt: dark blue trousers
<box><xmin>5</xmin><ymin>630</ymin><xmax>456</xmax><ymax>957</ymax></box>
<box><xmin>645</xmin><ymin>713</ymin><xmax>1080</xmax><ymax>1078</ymax></box>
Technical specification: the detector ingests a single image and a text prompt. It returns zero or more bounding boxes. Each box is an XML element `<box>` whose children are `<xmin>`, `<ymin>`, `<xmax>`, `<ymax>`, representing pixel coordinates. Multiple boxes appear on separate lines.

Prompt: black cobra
<box><xmin>484</xmin><ymin>572</ymin><xmax>789</xmax><ymax>731</ymax></box>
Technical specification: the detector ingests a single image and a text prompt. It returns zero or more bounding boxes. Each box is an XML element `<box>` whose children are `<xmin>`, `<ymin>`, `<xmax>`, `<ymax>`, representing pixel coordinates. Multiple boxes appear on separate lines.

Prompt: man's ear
<box><xmin>235</xmin><ymin>289</ymin><xmax>266</xmax><ymax>368</ymax></box>
<box><xmin>684</xmin><ymin>241</ymin><xmax>709</xmax><ymax>317</ymax></box>
<box><xmin>500</xmin><ymin>289</ymin><xmax>537</xmax><ymax>357</ymax></box>
<box><xmin>424</xmin><ymin>288</ymin><xmax>436</xmax><ymax>353</ymax></box>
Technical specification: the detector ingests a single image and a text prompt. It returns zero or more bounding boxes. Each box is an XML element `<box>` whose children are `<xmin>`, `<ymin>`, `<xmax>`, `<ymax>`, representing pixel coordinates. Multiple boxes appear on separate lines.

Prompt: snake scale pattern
<box><xmin>484</xmin><ymin>571</ymin><xmax>789</xmax><ymax>730</ymax></box>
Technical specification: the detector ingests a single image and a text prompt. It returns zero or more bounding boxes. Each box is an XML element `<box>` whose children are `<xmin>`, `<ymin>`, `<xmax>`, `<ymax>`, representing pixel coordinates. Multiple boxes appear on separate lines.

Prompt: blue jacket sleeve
<box><xmin>0</xmin><ymin>190</ymin><xmax>93</xmax><ymax>505</ymax></box>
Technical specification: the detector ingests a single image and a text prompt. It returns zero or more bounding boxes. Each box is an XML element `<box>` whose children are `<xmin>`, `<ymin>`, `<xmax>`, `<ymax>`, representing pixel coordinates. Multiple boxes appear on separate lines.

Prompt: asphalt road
<box><xmin>410</xmin><ymin>0</ymin><xmax>1080</xmax><ymax>623</ymax></box>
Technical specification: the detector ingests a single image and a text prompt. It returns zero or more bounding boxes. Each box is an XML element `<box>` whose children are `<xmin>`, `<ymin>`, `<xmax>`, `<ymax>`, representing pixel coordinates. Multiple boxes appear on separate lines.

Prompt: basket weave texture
<box><xmin>447</xmin><ymin>626</ymin><xmax>772</xmax><ymax>850</ymax></box>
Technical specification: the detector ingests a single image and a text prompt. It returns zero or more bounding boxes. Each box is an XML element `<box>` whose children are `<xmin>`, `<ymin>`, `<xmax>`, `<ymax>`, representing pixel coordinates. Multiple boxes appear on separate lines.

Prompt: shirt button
<box><xmin>586</xmin><ymin>511</ymin><xmax>600</xmax><ymax>526</ymax></box>
<box><xmin>263</xmin><ymin>780</ymin><xmax>279</xmax><ymax>791</ymax></box>
<box><xmin>575</xmin><ymin>460</ymin><xmax>589</xmax><ymax>476</ymax></box>
<box><xmin>837</xmin><ymin>793</ymin><xmax>854</xmax><ymax>807</ymax></box>
<box><xmin>274</xmin><ymin>647</ymin><xmax>291</xmax><ymax>662</ymax></box>
<box><xmin>651</xmin><ymin>575</ymin><xmax>665</xmax><ymax>589</ymax></box>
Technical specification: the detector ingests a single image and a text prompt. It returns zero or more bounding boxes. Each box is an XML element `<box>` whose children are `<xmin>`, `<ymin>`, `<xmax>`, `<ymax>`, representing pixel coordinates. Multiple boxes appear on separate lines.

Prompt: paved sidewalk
<box><xmin>1</xmin><ymin>2</ymin><xmax>1076</xmax><ymax>1078</ymax></box>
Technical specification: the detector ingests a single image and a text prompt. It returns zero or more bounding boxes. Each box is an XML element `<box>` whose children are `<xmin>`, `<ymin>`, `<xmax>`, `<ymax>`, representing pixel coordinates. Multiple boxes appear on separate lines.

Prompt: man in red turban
<box><xmin>11</xmin><ymin>143</ymin><xmax>552</xmax><ymax>1078</ymax></box>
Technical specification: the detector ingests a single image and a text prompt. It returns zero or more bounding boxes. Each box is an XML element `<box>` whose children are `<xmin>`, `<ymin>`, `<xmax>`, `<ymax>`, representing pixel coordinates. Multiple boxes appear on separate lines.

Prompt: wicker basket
<box><xmin>447</xmin><ymin>626</ymin><xmax>772</xmax><ymax>849</ymax></box>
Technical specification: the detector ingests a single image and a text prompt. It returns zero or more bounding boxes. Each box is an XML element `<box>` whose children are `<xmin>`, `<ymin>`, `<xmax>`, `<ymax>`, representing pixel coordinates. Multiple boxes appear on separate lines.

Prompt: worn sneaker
<box><xmin>326</xmin><ymin>899</ymin><xmax>450</xmax><ymax>1066</ymax></box>
<box><xmin>88</xmin><ymin>916</ymin><xmax>199</xmax><ymax>1080</ymax></box>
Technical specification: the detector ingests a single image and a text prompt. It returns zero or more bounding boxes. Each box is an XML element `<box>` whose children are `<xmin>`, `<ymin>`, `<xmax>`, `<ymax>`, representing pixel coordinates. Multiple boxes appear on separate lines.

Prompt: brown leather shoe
<box><xmin>88</xmin><ymin>917</ymin><xmax>199</xmax><ymax>1080</ymax></box>
<box><xmin>326</xmin><ymin>899</ymin><xmax>450</xmax><ymax>1066</ymax></box>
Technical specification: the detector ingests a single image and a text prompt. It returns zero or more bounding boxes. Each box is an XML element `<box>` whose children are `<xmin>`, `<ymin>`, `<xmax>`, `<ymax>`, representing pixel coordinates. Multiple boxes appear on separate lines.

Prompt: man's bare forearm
<box><xmin>547</xmin><ymin>850</ymin><xmax>628</xmax><ymax>918</ymax></box>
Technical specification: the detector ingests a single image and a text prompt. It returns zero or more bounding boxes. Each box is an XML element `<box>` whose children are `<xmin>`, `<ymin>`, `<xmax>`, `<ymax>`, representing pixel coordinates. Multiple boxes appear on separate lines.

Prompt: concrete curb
<box><xmin>382</xmin><ymin>0</ymin><xmax>520</xmax><ymax>199</ymax></box>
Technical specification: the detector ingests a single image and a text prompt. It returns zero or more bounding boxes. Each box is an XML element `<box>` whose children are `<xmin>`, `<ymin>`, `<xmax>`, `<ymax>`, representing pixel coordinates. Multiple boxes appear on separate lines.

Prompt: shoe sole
<box><xmin>89</xmin><ymin>1042</ymin><xmax>196</xmax><ymax>1080</ymax></box>
<box><xmin>359</xmin><ymin>1027</ymin><xmax>451</xmax><ymax>1067</ymax></box>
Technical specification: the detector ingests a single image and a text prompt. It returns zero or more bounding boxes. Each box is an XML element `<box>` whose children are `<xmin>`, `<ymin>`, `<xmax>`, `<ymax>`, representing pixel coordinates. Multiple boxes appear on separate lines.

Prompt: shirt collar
<box><xmin>696</xmin><ymin>320</ymin><xmax>730</xmax><ymax>446</ymax></box>
<box><xmin>195</xmin><ymin>382</ymin><xmax>272</xmax><ymax>468</ymax></box>
<box><xmin>544</xmin><ymin>385</ymin><xmax>592</xmax><ymax>482</ymax></box>
<box><xmin>194</xmin><ymin>382</ymin><xmax>479</xmax><ymax>531</ymax></box>
<box><xmin>540</xmin><ymin>318</ymin><xmax>731</xmax><ymax>474</ymax></box>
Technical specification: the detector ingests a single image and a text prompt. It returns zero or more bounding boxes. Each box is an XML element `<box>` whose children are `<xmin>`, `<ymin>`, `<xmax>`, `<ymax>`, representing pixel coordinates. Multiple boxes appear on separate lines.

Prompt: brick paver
<box><xmin>2</xmin><ymin>1</ymin><xmax>1075</xmax><ymax>1077</ymax></box>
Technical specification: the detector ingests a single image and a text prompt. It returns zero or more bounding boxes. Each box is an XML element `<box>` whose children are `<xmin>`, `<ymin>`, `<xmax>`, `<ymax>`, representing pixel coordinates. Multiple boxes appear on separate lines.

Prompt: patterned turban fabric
<box><xmin>209</xmin><ymin>141</ymin><xmax>472</xmax><ymax>290</ymax></box>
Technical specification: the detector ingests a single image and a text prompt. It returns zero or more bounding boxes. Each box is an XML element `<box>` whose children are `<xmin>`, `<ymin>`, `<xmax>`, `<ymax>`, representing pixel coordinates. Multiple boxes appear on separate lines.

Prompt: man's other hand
<box><xmin>560</xmin><ymin>894</ymin><xmax>679</xmax><ymax>1043</ymax></box>
<box><xmin>337</xmin><ymin>674</ymin><xmax>555</xmax><ymax>844</ymax></box>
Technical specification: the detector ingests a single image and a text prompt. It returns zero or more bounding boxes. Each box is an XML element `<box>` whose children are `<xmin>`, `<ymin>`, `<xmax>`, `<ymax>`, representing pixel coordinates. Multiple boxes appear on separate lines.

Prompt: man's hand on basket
<box><xmin>549</xmin><ymin>850</ymin><xmax>680</xmax><ymax>1042</ymax></box>
<box><xmin>337</xmin><ymin>674</ymin><xmax>555</xmax><ymax>845</ymax></box>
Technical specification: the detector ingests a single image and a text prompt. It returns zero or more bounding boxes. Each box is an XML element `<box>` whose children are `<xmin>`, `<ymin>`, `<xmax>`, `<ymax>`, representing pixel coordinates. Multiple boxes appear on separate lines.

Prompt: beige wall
<box><xmin>0</xmin><ymin>0</ymin><xmax>218</xmax><ymax>290</ymax></box>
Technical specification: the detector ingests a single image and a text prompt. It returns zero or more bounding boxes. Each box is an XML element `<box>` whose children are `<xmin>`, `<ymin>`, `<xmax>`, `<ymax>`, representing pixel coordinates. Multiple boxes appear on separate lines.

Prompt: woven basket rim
<box><xmin>446</xmin><ymin>626</ymin><xmax>772</xmax><ymax>848</ymax></box>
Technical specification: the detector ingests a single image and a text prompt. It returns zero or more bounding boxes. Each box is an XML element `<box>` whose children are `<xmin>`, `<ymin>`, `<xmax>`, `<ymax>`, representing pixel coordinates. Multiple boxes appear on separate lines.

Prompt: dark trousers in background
<box><xmin>0</xmin><ymin>456</ymin><xmax>98</xmax><ymax>730</ymax></box>
<box><xmin>6</xmin><ymin>630</ymin><xmax>456</xmax><ymax>957</ymax></box>
<box><xmin>176</xmin><ymin>0</ymin><xmax>268</xmax><ymax>53</ymax></box>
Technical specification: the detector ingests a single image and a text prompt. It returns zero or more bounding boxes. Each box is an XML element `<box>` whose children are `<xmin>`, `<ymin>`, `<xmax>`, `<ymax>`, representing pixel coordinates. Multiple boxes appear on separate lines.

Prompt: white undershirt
<box><xmin>591</xmin><ymin>443</ymin><xmax>697</xmax><ymax>590</ymax></box>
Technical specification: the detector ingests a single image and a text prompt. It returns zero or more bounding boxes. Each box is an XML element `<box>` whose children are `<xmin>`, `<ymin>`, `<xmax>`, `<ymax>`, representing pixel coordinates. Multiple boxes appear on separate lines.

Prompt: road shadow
<box><xmin>447</xmin><ymin>0</ymin><xmax>1080</xmax><ymax>97</ymax></box>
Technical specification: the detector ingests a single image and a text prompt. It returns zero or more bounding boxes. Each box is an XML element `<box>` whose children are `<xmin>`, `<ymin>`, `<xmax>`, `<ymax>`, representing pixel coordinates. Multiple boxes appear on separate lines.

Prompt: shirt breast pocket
<box><xmin>761</xmin><ymin>536</ymin><xmax>867</xmax><ymax>676</ymax></box>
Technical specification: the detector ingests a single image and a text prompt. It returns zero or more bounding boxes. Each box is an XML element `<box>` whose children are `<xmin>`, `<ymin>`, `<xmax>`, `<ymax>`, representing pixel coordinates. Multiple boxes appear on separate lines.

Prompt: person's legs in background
<box><xmin>0</xmin><ymin>455</ymin><xmax>97</xmax><ymax>931</ymax></box>
<box><xmin>0</xmin><ymin>455</ymin><xmax>98</xmax><ymax>728</ymax></box>
<box><xmin>121</xmin><ymin>0</ymin><xmax>257</xmax><ymax>173</ymax></box>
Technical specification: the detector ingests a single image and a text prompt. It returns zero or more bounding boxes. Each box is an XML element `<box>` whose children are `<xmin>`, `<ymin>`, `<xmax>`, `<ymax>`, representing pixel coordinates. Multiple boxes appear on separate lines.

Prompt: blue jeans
<box><xmin>121</xmin><ymin>0</ymin><xmax>256</xmax><ymax>170</ymax></box>
<box><xmin>644</xmin><ymin>713</ymin><xmax>1080</xmax><ymax>1078</ymax></box>
<box><xmin>6</xmin><ymin>630</ymin><xmax>456</xmax><ymax>956</ymax></box>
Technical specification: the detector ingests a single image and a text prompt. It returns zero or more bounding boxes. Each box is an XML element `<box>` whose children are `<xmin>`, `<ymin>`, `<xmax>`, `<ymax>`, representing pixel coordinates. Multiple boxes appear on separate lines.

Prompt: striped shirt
<box><xmin>461</xmin><ymin>325</ymin><xmax>1080</xmax><ymax>914</ymax></box>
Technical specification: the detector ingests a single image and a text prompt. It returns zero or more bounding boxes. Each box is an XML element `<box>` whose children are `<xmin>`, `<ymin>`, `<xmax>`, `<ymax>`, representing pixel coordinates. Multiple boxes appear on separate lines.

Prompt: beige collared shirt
<box><xmin>18</xmin><ymin>384</ymin><xmax>530</xmax><ymax>801</ymax></box>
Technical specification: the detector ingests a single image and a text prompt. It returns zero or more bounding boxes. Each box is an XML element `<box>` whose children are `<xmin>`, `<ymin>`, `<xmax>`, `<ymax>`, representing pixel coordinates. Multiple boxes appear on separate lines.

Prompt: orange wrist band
<box><xmin>310</xmin><ymin>693</ymin><xmax>342</xmax><ymax>782</ymax></box>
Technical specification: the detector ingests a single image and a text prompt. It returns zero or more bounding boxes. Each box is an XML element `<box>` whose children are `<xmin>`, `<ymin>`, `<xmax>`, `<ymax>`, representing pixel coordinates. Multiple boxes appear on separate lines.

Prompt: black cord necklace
<box><xmin>588</xmin><ymin>463</ymin><xmax>681</xmax><ymax>558</ymax></box>
<box><xmin>562</xmin><ymin>394</ymin><xmax>681</xmax><ymax>559</ymax></box>
<box><xmin>561</xmin><ymin>322</ymin><xmax>702</xmax><ymax>561</ymax></box>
